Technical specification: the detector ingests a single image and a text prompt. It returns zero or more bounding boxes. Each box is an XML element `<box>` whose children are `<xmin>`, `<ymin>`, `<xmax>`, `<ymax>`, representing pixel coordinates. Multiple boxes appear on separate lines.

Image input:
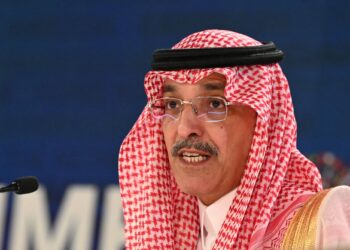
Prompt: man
<box><xmin>119</xmin><ymin>29</ymin><xmax>350</xmax><ymax>249</ymax></box>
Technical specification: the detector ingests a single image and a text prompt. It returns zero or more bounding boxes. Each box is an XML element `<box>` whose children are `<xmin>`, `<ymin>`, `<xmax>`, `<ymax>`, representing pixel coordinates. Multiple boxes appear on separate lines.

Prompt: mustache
<box><xmin>171</xmin><ymin>137</ymin><xmax>218</xmax><ymax>156</ymax></box>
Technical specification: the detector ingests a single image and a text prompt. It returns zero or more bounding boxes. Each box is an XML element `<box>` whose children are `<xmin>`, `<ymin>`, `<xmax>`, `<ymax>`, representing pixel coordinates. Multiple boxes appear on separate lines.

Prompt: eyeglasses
<box><xmin>149</xmin><ymin>96</ymin><xmax>233</xmax><ymax>122</ymax></box>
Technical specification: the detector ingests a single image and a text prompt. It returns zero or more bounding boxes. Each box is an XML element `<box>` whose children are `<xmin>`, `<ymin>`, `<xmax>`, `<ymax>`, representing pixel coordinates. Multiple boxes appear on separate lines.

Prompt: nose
<box><xmin>176</xmin><ymin>104</ymin><xmax>204</xmax><ymax>138</ymax></box>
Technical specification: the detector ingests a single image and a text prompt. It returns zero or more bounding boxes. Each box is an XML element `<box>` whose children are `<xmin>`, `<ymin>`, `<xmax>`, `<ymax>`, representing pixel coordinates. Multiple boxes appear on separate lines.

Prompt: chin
<box><xmin>176</xmin><ymin>177</ymin><xmax>213</xmax><ymax>197</ymax></box>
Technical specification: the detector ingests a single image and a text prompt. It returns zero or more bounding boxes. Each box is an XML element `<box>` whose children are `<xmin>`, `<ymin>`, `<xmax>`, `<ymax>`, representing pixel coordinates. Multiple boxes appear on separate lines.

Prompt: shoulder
<box><xmin>316</xmin><ymin>185</ymin><xmax>350</xmax><ymax>249</ymax></box>
<box><xmin>323</xmin><ymin>185</ymin><xmax>350</xmax><ymax>200</ymax></box>
<box><xmin>318</xmin><ymin>185</ymin><xmax>350</xmax><ymax>223</ymax></box>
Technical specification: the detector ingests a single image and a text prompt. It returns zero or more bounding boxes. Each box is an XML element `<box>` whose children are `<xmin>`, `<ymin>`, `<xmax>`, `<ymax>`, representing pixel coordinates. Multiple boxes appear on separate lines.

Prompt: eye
<box><xmin>165</xmin><ymin>99</ymin><xmax>180</xmax><ymax>110</ymax></box>
<box><xmin>209</xmin><ymin>98</ymin><xmax>225</xmax><ymax>109</ymax></box>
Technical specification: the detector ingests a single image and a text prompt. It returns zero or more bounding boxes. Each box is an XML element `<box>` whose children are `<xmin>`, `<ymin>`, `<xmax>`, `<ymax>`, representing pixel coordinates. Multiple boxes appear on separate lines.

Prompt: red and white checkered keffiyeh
<box><xmin>119</xmin><ymin>29</ymin><xmax>322</xmax><ymax>249</ymax></box>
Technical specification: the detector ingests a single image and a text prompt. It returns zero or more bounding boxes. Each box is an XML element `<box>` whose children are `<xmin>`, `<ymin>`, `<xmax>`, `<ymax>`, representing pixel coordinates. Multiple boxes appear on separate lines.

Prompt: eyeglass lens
<box><xmin>151</xmin><ymin>97</ymin><xmax>227</xmax><ymax>122</ymax></box>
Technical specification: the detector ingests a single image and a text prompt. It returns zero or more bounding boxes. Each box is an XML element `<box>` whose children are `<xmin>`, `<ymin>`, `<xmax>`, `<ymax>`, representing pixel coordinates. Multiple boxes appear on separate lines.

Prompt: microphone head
<box><xmin>14</xmin><ymin>176</ymin><xmax>39</xmax><ymax>194</ymax></box>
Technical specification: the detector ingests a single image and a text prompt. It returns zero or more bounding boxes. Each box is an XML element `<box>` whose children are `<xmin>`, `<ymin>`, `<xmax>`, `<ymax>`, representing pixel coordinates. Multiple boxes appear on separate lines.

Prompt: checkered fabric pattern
<box><xmin>119</xmin><ymin>29</ymin><xmax>322</xmax><ymax>249</ymax></box>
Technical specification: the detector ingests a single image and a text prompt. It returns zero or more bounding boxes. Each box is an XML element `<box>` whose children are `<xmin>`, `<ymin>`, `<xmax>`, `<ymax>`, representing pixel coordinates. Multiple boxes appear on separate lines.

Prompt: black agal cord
<box><xmin>151</xmin><ymin>42</ymin><xmax>283</xmax><ymax>70</ymax></box>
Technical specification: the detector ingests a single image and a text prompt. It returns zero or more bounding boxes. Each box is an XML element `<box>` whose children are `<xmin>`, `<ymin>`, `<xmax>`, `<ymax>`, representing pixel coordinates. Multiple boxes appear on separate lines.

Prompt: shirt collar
<box><xmin>198</xmin><ymin>188</ymin><xmax>237</xmax><ymax>236</ymax></box>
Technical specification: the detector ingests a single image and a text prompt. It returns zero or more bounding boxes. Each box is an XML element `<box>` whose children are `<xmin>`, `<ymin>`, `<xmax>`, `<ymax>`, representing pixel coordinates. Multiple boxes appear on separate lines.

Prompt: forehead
<box><xmin>163</xmin><ymin>73</ymin><xmax>226</xmax><ymax>95</ymax></box>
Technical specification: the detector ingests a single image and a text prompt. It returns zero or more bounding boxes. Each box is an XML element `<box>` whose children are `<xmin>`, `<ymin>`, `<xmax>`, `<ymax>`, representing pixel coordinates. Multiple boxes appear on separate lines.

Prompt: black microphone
<box><xmin>0</xmin><ymin>176</ymin><xmax>39</xmax><ymax>194</ymax></box>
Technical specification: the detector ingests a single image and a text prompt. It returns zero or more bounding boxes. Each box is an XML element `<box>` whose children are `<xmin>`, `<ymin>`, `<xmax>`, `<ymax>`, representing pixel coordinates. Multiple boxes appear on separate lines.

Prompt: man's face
<box><xmin>162</xmin><ymin>73</ymin><xmax>257</xmax><ymax>205</ymax></box>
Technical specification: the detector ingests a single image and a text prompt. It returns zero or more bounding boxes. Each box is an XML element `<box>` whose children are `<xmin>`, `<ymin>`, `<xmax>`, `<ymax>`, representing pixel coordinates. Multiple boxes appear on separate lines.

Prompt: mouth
<box><xmin>179</xmin><ymin>151</ymin><xmax>210</xmax><ymax>164</ymax></box>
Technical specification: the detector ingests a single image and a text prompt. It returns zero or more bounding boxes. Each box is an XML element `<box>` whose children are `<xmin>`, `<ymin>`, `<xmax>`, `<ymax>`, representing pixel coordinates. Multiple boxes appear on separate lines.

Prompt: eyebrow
<box><xmin>202</xmin><ymin>82</ymin><xmax>226</xmax><ymax>91</ymax></box>
<box><xmin>163</xmin><ymin>84</ymin><xmax>176</xmax><ymax>94</ymax></box>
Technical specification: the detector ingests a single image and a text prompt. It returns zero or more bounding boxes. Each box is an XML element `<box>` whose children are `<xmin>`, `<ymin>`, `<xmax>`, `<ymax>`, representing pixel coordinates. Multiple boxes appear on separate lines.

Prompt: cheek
<box><xmin>217</xmin><ymin>120</ymin><xmax>255</xmax><ymax>161</ymax></box>
<box><xmin>162</xmin><ymin>124</ymin><xmax>175</xmax><ymax>156</ymax></box>
<box><xmin>205</xmin><ymin>126</ymin><xmax>231</xmax><ymax>158</ymax></box>
<box><xmin>219</xmin><ymin>129</ymin><xmax>235</xmax><ymax>157</ymax></box>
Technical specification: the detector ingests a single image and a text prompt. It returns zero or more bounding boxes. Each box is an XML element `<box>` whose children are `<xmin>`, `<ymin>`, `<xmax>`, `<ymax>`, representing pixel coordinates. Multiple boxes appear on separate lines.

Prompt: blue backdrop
<box><xmin>1</xmin><ymin>1</ymin><xmax>349</xmax><ymax>249</ymax></box>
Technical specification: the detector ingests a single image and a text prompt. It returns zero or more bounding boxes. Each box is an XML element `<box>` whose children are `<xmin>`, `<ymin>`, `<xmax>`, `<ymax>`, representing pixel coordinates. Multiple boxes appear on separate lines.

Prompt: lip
<box><xmin>176</xmin><ymin>149</ymin><xmax>211</xmax><ymax>166</ymax></box>
<box><xmin>177</xmin><ymin>149</ymin><xmax>211</xmax><ymax>157</ymax></box>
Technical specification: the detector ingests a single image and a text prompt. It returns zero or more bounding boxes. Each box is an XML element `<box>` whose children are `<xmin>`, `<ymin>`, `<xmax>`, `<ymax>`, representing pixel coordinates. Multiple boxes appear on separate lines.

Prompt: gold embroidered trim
<box><xmin>281</xmin><ymin>189</ymin><xmax>330</xmax><ymax>250</ymax></box>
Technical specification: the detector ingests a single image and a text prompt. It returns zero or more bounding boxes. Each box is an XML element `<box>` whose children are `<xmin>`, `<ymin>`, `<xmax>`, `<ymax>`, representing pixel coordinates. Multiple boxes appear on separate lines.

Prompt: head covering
<box><xmin>118</xmin><ymin>29</ymin><xmax>322</xmax><ymax>249</ymax></box>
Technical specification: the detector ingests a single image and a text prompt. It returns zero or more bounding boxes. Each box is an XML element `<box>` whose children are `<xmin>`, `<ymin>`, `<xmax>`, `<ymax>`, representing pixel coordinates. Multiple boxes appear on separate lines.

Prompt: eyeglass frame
<box><xmin>148</xmin><ymin>96</ymin><xmax>233</xmax><ymax>123</ymax></box>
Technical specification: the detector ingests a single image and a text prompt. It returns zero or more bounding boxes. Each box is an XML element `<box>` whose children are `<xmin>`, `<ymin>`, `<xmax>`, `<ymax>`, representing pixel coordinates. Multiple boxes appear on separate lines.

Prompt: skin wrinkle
<box><xmin>163</xmin><ymin>82</ymin><xmax>226</xmax><ymax>95</ymax></box>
